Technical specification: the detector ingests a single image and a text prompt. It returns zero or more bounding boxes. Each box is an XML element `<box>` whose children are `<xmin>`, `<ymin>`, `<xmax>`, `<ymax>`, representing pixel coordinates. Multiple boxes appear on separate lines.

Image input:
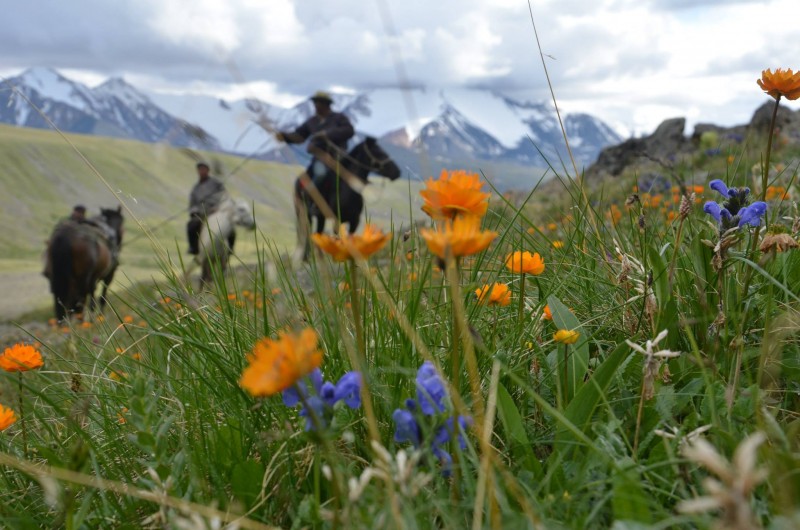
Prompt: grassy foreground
<box><xmin>0</xmin><ymin>78</ymin><xmax>799</xmax><ymax>528</ymax></box>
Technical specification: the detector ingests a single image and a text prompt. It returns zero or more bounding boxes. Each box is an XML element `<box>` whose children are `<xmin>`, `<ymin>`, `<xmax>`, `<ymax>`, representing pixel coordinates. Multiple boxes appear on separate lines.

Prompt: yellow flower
<box><xmin>420</xmin><ymin>169</ymin><xmax>490</xmax><ymax>220</ymax></box>
<box><xmin>554</xmin><ymin>329</ymin><xmax>580</xmax><ymax>344</ymax></box>
<box><xmin>475</xmin><ymin>283</ymin><xmax>512</xmax><ymax>306</ymax></box>
<box><xmin>240</xmin><ymin>328</ymin><xmax>323</xmax><ymax>397</ymax></box>
<box><xmin>419</xmin><ymin>216</ymin><xmax>497</xmax><ymax>259</ymax></box>
<box><xmin>0</xmin><ymin>404</ymin><xmax>16</xmax><ymax>431</ymax></box>
<box><xmin>505</xmin><ymin>251</ymin><xmax>545</xmax><ymax>275</ymax></box>
<box><xmin>758</xmin><ymin>68</ymin><xmax>800</xmax><ymax>100</ymax></box>
<box><xmin>311</xmin><ymin>224</ymin><xmax>391</xmax><ymax>262</ymax></box>
<box><xmin>0</xmin><ymin>343</ymin><xmax>43</xmax><ymax>372</ymax></box>
<box><xmin>552</xmin><ymin>241</ymin><xmax>564</xmax><ymax>249</ymax></box>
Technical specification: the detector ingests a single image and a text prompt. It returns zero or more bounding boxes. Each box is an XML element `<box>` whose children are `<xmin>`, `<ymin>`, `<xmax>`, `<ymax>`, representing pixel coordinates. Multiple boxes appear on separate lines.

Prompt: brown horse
<box><xmin>44</xmin><ymin>207</ymin><xmax>124</xmax><ymax>321</ymax></box>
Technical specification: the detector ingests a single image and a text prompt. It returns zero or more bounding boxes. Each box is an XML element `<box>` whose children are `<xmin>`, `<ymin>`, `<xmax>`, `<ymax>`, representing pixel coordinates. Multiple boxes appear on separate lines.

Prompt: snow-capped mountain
<box><xmin>0</xmin><ymin>68</ymin><xmax>624</xmax><ymax>188</ymax></box>
<box><xmin>0</xmin><ymin>67</ymin><xmax>219</xmax><ymax>150</ymax></box>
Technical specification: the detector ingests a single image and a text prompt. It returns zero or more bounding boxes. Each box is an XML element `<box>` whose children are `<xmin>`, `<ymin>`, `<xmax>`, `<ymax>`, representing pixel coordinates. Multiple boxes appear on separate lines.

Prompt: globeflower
<box><xmin>240</xmin><ymin>328</ymin><xmax>323</xmax><ymax>397</ymax></box>
<box><xmin>420</xmin><ymin>169</ymin><xmax>490</xmax><ymax>220</ymax></box>
<box><xmin>0</xmin><ymin>404</ymin><xmax>16</xmax><ymax>431</ymax></box>
<box><xmin>0</xmin><ymin>343</ymin><xmax>43</xmax><ymax>372</ymax></box>
<box><xmin>554</xmin><ymin>329</ymin><xmax>580</xmax><ymax>344</ymax></box>
<box><xmin>758</xmin><ymin>68</ymin><xmax>800</xmax><ymax>100</ymax></box>
<box><xmin>474</xmin><ymin>283</ymin><xmax>511</xmax><ymax>306</ymax></box>
<box><xmin>311</xmin><ymin>224</ymin><xmax>390</xmax><ymax>262</ymax></box>
<box><xmin>419</xmin><ymin>216</ymin><xmax>497</xmax><ymax>259</ymax></box>
<box><xmin>505</xmin><ymin>251</ymin><xmax>545</xmax><ymax>275</ymax></box>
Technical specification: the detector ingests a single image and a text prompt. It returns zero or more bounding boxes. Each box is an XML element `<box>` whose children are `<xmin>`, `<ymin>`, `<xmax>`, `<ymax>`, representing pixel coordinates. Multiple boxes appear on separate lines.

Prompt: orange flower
<box><xmin>607</xmin><ymin>204</ymin><xmax>622</xmax><ymax>225</ymax></box>
<box><xmin>311</xmin><ymin>224</ymin><xmax>391</xmax><ymax>262</ymax></box>
<box><xmin>542</xmin><ymin>305</ymin><xmax>553</xmax><ymax>320</ymax></box>
<box><xmin>547</xmin><ymin>223</ymin><xmax>558</xmax><ymax>231</ymax></box>
<box><xmin>420</xmin><ymin>169</ymin><xmax>490</xmax><ymax>220</ymax></box>
<box><xmin>0</xmin><ymin>344</ymin><xmax>43</xmax><ymax>372</ymax></box>
<box><xmin>553</xmin><ymin>329</ymin><xmax>580</xmax><ymax>344</ymax></box>
<box><xmin>239</xmin><ymin>328</ymin><xmax>323</xmax><ymax>397</ymax></box>
<box><xmin>693</xmin><ymin>185</ymin><xmax>704</xmax><ymax>195</ymax></box>
<box><xmin>0</xmin><ymin>404</ymin><xmax>16</xmax><ymax>431</ymax></box>
<box><xmin>419</xmin><ymin>216</ymin><xmax>497</xmax><ymax>259</ymax></box>
<box><xmin>122</xmin><ymin>315</ymin><xmax>134</xmax><ymax>324</ymax></box>
<box><xmin>758</xmin><ymin>68</ymin><xmax>800</xmax><ymax>100</ymax></box>
<box><xmin>475</xmin><ymin>283</ymin><xmax>511</xmax><ymax>306</ymax></box>
<box><xmin>505</xmin><ymin>251</ymin><xmax>545</xmax><ymax>275</ymax></box>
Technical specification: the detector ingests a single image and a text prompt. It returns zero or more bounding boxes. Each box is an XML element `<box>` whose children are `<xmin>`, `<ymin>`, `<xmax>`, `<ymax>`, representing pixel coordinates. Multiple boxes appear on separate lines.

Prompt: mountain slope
<box><xmin>1</xmin><ymin>68</ymin><xmax>219</xmax><ymax>150</ymax></box>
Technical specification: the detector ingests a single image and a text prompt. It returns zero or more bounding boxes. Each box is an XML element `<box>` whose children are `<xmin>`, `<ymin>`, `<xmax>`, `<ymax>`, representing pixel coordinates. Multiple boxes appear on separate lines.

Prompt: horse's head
<box><xmin>231</xmin><ymin>198</ymin><xmax>256</xmax><ymax>230</ymax></box>
<box><xmin>100</xmin><ymin>206</ymin><xmax>124</xmax><ymax>244</ymax></box>
<box><xmin>352</xmin><ymin>137</ymin><xmax>401</xmax><ymax>181</ymax></box>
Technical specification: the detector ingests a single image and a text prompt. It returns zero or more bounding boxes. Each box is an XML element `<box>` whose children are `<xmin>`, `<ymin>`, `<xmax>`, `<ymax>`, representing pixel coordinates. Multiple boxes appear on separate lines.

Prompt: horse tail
<box><xmin>49</xmin><ymin>231</ymin><xmax>73</xmax><ymax>321</ymax></box>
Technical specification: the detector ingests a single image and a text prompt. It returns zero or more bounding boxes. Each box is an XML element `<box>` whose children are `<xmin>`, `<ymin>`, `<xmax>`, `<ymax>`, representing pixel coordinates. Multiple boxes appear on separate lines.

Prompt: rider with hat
<box><xmin>187</xmin><ymin>161</ymin><xmax>230</xmax><ymax>256</ymax></box>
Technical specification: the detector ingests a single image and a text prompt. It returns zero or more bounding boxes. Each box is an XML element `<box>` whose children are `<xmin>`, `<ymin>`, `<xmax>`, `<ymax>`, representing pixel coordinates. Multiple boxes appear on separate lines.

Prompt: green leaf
<box><xmin>496</xmin><ymin>383</ymin><xmax>542</xmax><ymax>477</ymax></box>
<box><xmin>612</xmin><ymin>457</ymin><xmax>653</xmax><ymax>523</ymax></box>
<box><xmin>547</xmin><ymin>295</ymin><xmax>589</xmax><ymax>404</ymax></box>
<box><xmin>554</xmin><ymin>341</ymin><xmax>631</xmax><ymax>454</ymax></box>
<box><xmin>231</xmin><ymin>459</ymin><xmax>266</xmax><ymax>509</ymax></box>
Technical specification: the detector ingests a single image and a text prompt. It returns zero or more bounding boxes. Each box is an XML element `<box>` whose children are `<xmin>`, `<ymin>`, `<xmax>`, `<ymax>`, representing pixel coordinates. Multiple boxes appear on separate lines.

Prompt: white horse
<box><xmin>195</xmin><ymin>196</ymin><xmax>256</xmax><ymax>287</ymax></box>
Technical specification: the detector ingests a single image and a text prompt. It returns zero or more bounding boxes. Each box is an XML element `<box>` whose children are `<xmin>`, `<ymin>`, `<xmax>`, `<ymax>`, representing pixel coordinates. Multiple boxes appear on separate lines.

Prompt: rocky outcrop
<box><xmin>586</xmin><ymin>100</ymin><xmax>800</xmax><ymax>179</ymax></box>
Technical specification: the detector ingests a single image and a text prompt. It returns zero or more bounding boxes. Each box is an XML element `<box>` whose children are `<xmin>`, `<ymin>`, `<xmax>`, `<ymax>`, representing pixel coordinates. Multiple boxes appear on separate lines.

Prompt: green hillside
<box><xmin>0</xmin><ymin>124</ymin><xmax>424</xmax><ymax>319</ymax></box>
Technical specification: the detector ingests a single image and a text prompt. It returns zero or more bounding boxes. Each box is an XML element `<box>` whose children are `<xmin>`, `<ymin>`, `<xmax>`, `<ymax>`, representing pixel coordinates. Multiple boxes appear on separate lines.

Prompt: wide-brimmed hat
<box><xmin>310</xmin><ymin>90</ymin><xmax>333</xmax><ymax>104</ymax></box>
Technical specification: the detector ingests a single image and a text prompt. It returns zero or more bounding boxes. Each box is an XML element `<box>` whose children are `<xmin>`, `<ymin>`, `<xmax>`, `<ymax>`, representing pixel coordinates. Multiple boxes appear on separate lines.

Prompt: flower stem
<box><xmin>633</xmin><ymin>378</ymin><xmax>646</xmax><ymax>457</ymax></box>
<box><xmin>518</xmin><ymin>272</ymin><xmax>526</xmax><ymax>330</ymax></box>
<box><xmin>762</xmin><ymin>96</ymin><xmax>781</xmax><ymax>201</ymax></box>
<box><xmin>18</xmin><ymin>373</ymin><xmax>27</xmax><ymax>458</ymax></box>
<box><xmin>348</xmin><ymin>260</ymin><xmax>366</xmax><ymax>359</ymax></box>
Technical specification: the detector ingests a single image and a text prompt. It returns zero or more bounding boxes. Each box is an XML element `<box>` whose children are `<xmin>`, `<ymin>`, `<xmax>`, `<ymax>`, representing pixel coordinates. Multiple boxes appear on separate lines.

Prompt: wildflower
<box><xmin>419</xmin><ymin>216</ymin><xmax>497</xmax><ymax>259</ymax></box>
<box><xmin>282</xmin><ymin>368</ymin><xmax>362</xmax><ymax>430</ymax></box>
<box><xmin>553</xmin><ymin>329</ymin><xmax>580</xmax><ymax>344</ymax></box>
<box><xmin>542</xmin><ymin>305</ymin><xmax>553</xmax><ymax>320</ymax></box>
<box><xmin>240</xmin><ymin>328</ymin><xmax>323</xmax><ymax>397</ymax></box>
<box><xmin>626</xmin><ymin>329</ymin><xmax>680</xmax><ymax>400</ymax></box>
<box><xmin>703</xmin><ymin>179</ymin><xmax>767</xmax><ymax>231</ymax></box>
<box><xmin>311</xmin><ymin>224</ymin><xmax>390</xmax><ymax>262</ymax></box>
<box><xmin>678</xmin><ymin>432</ymin><xmax>767</xmax><ymax>529</ymax></box>
<box><xmin>552</xmin><ymin>240</ymin><xmax>564</xmax><ymax>249</ymax></box>
<box><xmin>505</xmin><ymin>251</ymin><xmax>545</xmax><ymax>275</ymax></box>
<box><xmin>122</xmin><ymin>315</ymin><xmax>134</xmax><ymax>324</ymax></box>
<box><xmin>0</xmin><ymin>344</ymin><xmax>43</xmax><ymax>372</ymax></box>
<box><xmin>0</xmin><ymin>404</ymin><xmax>16</xmax><ymax>431</ymax></box>
<box><xmin>607</xmin><ymin>204</ymin><xmax>623</xmax><ymax>225</ymax></box>
<box><xmin>547</xmin><ymin>222</ymin><xmax>558</xmax><ymax>231</ymax></box>
<box><xmin>474</xmin><ymin>283</ymin><xmax>511</xmax><ymax>306</ymax></box>
<box><xmin>392</xmin><ymin>363</ymin><xmax>472</xmax><ymax>476</ymax></box>
<box><xmin>109</xmin><ymin>370</ymin><xmax>128</xmax><ymax>382</ymax></box>
<box><xmin>679</xmin><ymin>193</ymin><xmax>694</xmax><ymax>220</ymax></box>
<box><xmin>757</xmin><ymin>68</ymin><xmax>800</xmax><ymax>100</ymax></box>
<box><xmin>419</xmin><ymin>169</ymin><xmax>490</xmax><ymax>220</ymax></box>
<box><xmin>80</xmin><ymin>321</ymin><xmax>92</xmax><ymax>329</ymax></box>
<box><xmin>693</xmin><ymin>185</ymin><xmax>705</xmax><ymax>195</ymax></box>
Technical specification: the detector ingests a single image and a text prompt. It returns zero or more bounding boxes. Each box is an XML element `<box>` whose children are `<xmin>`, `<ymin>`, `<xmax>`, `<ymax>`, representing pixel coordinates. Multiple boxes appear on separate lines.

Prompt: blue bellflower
<box><xmin>416</xmin><ymin>361</ymin><xmax>447</xmax><ymax>415</ymax></box>
<box><xmin>704</xmin><ymin>179</ymin><xmax>766</xmax><ymax>230</ymax></box>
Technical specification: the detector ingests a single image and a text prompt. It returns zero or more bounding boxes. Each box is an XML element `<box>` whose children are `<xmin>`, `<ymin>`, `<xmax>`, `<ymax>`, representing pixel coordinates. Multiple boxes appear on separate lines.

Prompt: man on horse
<box><xmin>70</xmin><ymin>205</ymin><xmax>87</xmax><ymax>222</ymax></box>
<box><xmin>274</xmin><ymin>91</ymin><xmax>355</xmax><ymax>256</ymax></box>
<box><xmin>187</xmin><ymin>161</ymin><xmax>233</xmax><ymax>256</ymax></box>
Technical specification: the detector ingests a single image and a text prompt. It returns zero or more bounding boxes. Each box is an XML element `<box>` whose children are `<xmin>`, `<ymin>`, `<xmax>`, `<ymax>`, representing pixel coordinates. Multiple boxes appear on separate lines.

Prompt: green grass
<box><xmin>0</xmin><ymin>117</ymin><xmax>799</xmax><ymax>528</ymax></box>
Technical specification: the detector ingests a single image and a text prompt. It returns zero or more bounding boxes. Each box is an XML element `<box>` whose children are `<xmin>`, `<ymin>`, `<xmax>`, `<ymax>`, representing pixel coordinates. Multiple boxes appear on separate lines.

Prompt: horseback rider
<box><xmin>187</xmin><ymin>161</ymin><xmax>234</xmax><ymax>256</ymax></box>
<box><xmin>70</xmin><ymin>205</ymin><xmax>87</xmax><ymax>222</ymax></box>
<box><xmin>274</xmin><ymin>90</ymin><xmax>355</xmax><ymax>197</ymax></box>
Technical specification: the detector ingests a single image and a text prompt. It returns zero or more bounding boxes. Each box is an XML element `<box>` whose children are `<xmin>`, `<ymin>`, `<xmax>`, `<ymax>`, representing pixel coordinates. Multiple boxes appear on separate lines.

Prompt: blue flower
<box><xmin>738</xmin><ymin>201</ymin><xmax>767</xmax><ymax>227</ymax></box>
<box><xmin>282</xmin><ymin>369</ymin><xmax>362</xmax><ymax>431</ymax></box>
<box><xmin>703</xmin><ymin>201</ymin><xmax>723</xmax><ymax>222</ymax></box>
<box><xmin>299</xmin><ymin>395</ymin><xmax>327</xmax><ymax>431</ymax></box>
<box><xmin>334</xmin><ymin>371</ymin><xmax>361</xmax><ymax>409</ymax></box>
<box><xmin>393</xmin><ymin>408</ymin><xmax>421</xmax><ymax>445</ymax></box>
<box><xmin>416</xmin><ymin>361</ymin><xmax>447</xmax><ymax>415</ymax></box>
<box><xmin>709</xmin><ymin>179</ymin><xmax>731</xmax><ymax>198</ymax></box>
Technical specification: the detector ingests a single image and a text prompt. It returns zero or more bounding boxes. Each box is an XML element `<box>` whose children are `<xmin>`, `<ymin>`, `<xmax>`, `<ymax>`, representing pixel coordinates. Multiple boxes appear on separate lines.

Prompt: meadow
<box><xmin>0</xmin><ymin>72</ymin><xmax>799</xmax><ymax>530</ymax></box>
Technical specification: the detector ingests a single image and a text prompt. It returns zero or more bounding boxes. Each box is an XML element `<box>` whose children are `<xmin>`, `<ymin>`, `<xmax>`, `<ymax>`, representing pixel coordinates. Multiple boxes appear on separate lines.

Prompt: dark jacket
<box><xmin>281</xmin><ymin>112</ymin><xmax>355</xmax><ymax>156</ymax></box>
<box><xmin>189</xmin><ymin>177</ymin><xmax>226</xmax><ymax>217</ymax></box>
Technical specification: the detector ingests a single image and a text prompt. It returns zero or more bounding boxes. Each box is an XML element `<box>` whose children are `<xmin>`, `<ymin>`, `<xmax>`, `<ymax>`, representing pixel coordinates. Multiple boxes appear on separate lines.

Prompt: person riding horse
<box><xmin>43</xmin><ymin>205</ymin><xmax>120</xmax><ymax>280</ymax></box>
<box><xmin>274</xmin><ymin>91</ymin><xmax>355</xmax><ymax>229</ymax></box>
<box><xmin>187</xmin><ymin>161</ymin><xmax>233</xmax><ymax>256</ymax></box>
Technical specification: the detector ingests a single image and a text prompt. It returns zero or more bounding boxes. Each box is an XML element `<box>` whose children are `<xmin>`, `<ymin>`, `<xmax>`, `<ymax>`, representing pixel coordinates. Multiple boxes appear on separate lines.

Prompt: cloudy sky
<box><xmin>1</xmin><ymin>0</ymin><xmax>799</xmax><ymax>136</ymax></box>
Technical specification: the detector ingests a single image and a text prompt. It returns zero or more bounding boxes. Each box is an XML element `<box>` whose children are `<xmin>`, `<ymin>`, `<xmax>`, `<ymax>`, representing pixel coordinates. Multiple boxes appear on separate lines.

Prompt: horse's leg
<box><xmin>293</xmin><ymin>175</ymin><xmax>312</xmax><ymax>263</ymax></box>
<box><xmin>99</xmin><ymin>265</ymin><xmax>118</xmax><ymax>313</ymax></box>
<box><xmin>345</xmin><ymin>191</ymin><xmax>364</xmax><ymax>234</ymax></box>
